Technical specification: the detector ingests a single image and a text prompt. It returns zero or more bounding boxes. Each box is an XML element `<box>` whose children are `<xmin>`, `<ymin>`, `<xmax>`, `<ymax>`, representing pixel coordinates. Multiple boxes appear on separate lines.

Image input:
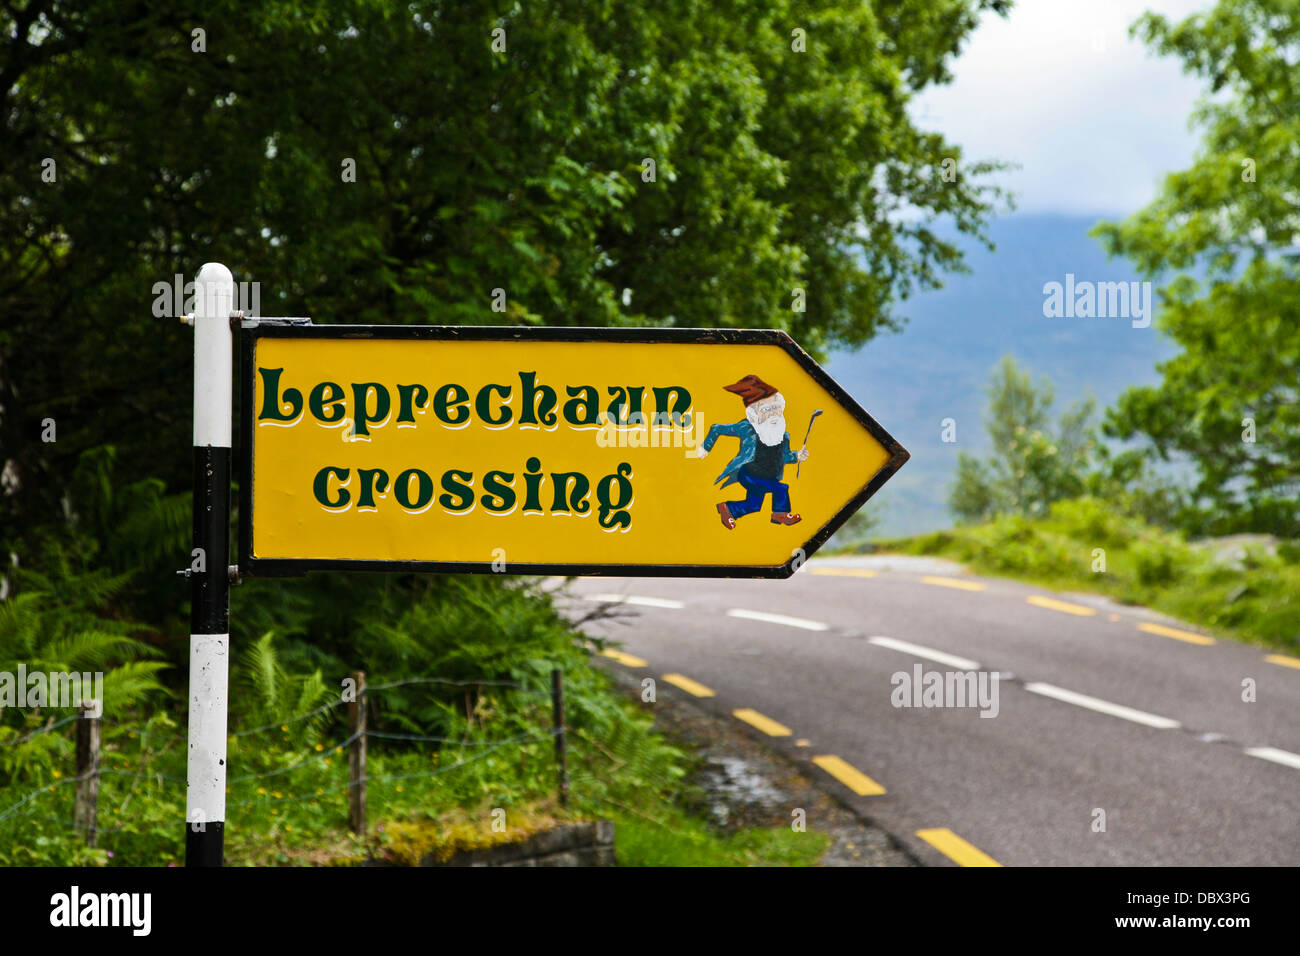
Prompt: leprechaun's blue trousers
<box><xmin>726</xmin><ymin>468</ymin><xmax>791</xmax><ymax>518</ymax></box>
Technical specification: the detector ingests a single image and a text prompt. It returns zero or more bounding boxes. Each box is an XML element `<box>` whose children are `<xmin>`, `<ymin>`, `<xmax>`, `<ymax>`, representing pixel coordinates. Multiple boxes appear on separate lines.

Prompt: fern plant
<box><xmin>228</xmin><ymin>632</ymin><xmax>336</xmax><ymax>768</ymax></box>
<box><xmin>0</xmin><ymin>573</ymin><xmax>168</xmax><ymax>787</ymax></box>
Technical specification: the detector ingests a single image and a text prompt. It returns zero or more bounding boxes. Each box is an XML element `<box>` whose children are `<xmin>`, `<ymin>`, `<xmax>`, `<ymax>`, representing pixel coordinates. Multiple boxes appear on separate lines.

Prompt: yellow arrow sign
<box><xmin>239</xmin><ymin>326</ymin><xmax>907</xmax><ymax>577</ymax></box>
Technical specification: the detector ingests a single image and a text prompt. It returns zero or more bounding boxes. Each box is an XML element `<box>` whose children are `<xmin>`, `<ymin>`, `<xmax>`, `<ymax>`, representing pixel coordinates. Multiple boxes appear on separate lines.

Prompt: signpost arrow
<box><xmin>187</xmin><ymin>260</ymin><xmax>910</xmax><ymax>866</ymax></box>
<box><xmin>238</xmin><ymin>324</ymin><xmax>908</xmax><ymax>578</ymax></box>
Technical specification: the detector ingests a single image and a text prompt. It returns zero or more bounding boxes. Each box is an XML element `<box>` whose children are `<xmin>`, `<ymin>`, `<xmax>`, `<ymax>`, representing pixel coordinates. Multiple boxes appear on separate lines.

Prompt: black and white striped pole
<box><xmin>185</xmin><ymin>262</ymin><xmax>233</xmax><ymax>866</ymax></box>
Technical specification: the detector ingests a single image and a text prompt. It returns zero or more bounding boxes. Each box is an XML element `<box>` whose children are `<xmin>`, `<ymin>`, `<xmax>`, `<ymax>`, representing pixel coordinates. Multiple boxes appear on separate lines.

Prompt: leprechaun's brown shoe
<box><xmin>717</xmin><ymin>502</ymin><xmax>736</xmax><ymax>530</ymax></box>
<box><xmin>770</xmin><ymin>512</ymin><xmax>802</xmax><ymax>525</ymax></box>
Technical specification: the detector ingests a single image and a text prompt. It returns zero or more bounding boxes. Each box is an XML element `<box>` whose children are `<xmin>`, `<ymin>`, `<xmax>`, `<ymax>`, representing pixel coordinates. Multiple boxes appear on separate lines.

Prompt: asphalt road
<box><xmin>552</xmin><ymin>555</ymin><xmax>1300</xmax><ymax>866</ymax></box>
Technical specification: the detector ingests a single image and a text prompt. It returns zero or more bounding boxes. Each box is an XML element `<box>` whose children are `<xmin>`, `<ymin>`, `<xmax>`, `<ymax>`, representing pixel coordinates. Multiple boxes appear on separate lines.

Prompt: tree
<box><xmin>949</xmin><ymin>356</ymin><xmax>1097</xmax><ymax>523</ymax></box>
<box><xmin>1092</xmin><ymin>0</ymin><xmax>1300</xmax><ymax>537</ymax></box>
<box><xmin>0</xmin><ymin>0</ymin><xmax>1012</xmax><ymax>622</ymax></box>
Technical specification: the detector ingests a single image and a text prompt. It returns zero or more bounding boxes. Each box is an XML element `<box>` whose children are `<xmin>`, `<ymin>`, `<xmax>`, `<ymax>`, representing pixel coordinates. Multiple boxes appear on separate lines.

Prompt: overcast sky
<box><xmin>913</xmin><ymin>0</ymin><xmax>1212</xmax><ymax>217</ymax></box>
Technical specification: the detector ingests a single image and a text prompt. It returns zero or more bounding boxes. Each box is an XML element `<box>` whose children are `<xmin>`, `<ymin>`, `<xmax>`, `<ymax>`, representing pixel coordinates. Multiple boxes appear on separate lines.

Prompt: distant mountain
<box><xmin>827</xmin><ymin>212</ymin><xmax>1177</xmax><ymax>538</ymax></box>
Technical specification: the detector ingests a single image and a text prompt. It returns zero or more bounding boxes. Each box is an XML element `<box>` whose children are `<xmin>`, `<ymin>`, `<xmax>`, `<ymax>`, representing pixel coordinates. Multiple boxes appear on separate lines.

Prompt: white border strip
<box><xmin>186</xmin><ymin>633</ymin><xmax>230</xmax><ymax>825</ymax></box>
<box><xmin>192</xmin><ymin>262</ymin><xmax>234</xmax><ymax>448</ymax></box>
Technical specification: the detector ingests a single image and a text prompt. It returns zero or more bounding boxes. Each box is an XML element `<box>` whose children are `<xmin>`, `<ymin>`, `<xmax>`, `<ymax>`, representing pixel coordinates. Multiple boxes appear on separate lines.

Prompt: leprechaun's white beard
<box><xmin>752</xmin><ymin>416</ymin><xmax>786</xmax><ymax>446</ymax></box>
<box><xmin>747</xmin><ymin>399</ymin><xmax>788</xmax><ymax>446</ymax></box>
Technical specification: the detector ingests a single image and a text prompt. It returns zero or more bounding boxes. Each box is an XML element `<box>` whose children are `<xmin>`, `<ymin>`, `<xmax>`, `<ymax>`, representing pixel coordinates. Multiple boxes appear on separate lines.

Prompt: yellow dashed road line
<box><xmin>732</xmin><ymin>708</ymin><xmax>793</xmax><ymax>737</ymax></box>
<box><xmin>1026</xmin><ymin>594</ymin><xmax>1096</xmax><ymax>617</ymax></box>
<box><xmin>921</xmin><ymin>575</ymin><xmax>986</xmax><ymax>592</ymax></box>
<box><xmin>1265</xmin><ymin>654</ymin><xmax>1300</xmax><ymax>670</ymax></box>
<box><xmin>600</xmin><ymin>648</ymin><xmax>647</xmax><ymax>668</ymax></box>
<box><xmin>916</xmin><ymin>828</ymin><xmax>1002</xmax><ymax>867</ymax></box>
<box><xmin>812</xmin><ymin>755</ymin><xmax>886</xmax><ymax>796</ymax></box>
<box><xmin>661</xmin><ymin>673</ymin><xmax>715</xmax><ymax>698</ymax></box>
<box><xmin>809</xmin><ymin>567</ymin><xmax>879</xmax><ymax>578</ymax></box>
<box><xmin>1137</xmin><ymin>621</ymin><xmax>1215</xmax><ymax>646</ymax></box>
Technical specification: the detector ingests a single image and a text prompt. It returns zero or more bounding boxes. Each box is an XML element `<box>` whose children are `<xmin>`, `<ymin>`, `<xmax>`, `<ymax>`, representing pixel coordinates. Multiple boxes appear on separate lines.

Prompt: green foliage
<box><xmin>229</xmin><ymin>573</ymin><xmax>592</xmax><ymax>736</ymax></box>
<box><xmin>1129</xmin><ymin>539</ymin><xmax>1184</xmax><ymax>588</ymax></box>
<box><xmin>1046</xmin><ymin>497</ymin><xmax>1134</xmax><ymax>546</ymax></box>
<box><xmin>949</xmin><ymin>356</ymin><xmax>1098</xmax><ymax>523</ymax></box>
<box><xmin>0</xmin><ymin>566</ymin><xmax>820</xmax><ymax>865</ymax></box>
<box><xmin>0</xmin><ymin>564</ymin><xmax>169</xmax><ymax>788</ymax></box>
<box><xmin>1093</xmin><ymin>0</ymin><xmax>1300</xmax><ymax>537</ymax></box>
<box><xmin>2</xmin><ymin>0</ymin><xmax>1012</xmax><ymax>563</ymax></box>
<box><xmin>1082</xmin><ymin>447</ymin><xmax>1191</xmax><ymax>530</ymax></box>
<box><xmin>6</xmin><ymin>448</ymin><xmax>193</xmax><ymax>645</ymax></box>
<box><xmin>882</xmin><ymin>498</ymin><xmax>1300</xmax><ymax>654</ymax></box>
<box><xmin>613</xmin><ymin>815</ymin><xmax>830</xmax><ymax>867</ymax></box>
<box><xmin>232</xmin><ymin>633</ymin><xmax>333</xmax><ymax>743</ymax></box>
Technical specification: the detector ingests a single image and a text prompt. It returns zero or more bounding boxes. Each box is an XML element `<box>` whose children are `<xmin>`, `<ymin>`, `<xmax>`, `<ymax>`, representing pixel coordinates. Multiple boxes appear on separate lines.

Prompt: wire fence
<box><xmin>0</xmin><ymin>669</ymin><xmax>571</xmax><ymax>857</ymax></box>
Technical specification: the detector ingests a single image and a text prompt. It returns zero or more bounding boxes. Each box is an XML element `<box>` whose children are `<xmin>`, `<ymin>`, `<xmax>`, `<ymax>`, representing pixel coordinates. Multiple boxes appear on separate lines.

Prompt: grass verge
<box><xmin>854</xmin><ymin>497</ymin><xmax>1300</xmax><ymax>656</ymax></box>
<box><xmin>0</xmin><ymin>662</ymin><xmax>830</xmax><ymax>867</ymax></box>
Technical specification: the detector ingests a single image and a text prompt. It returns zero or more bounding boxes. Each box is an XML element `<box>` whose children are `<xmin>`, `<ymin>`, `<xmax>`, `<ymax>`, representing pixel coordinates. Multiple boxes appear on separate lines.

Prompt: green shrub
<box><xmin>1130</xmin><ymin>539</ymin><xmax>1184</xmax><ymax>587</ymax></box>
<box><xmin>1049</xmin><ymin>497</ymin><xmax>1134</xmax><ymax>546</ymax></box>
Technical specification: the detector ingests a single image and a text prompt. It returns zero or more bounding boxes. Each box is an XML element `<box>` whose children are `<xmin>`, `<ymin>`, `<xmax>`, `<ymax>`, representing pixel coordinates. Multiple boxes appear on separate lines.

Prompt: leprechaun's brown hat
<box><xmin>723</xmin><ymin>375</ymin><xmax>779</xmax><ymax>407</ymax></box>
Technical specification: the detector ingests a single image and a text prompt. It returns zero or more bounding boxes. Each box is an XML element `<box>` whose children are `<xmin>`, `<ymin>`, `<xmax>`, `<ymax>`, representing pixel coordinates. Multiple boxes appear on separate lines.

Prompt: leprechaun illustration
<box><xmin>696</xmin><ymin>374</ymin><xmax>812</xmax><ymax>529</ymax></box>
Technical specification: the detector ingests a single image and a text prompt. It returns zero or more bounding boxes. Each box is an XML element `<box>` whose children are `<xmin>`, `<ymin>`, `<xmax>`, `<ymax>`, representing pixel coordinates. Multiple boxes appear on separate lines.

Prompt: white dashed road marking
<box><xmin>1024</xmin><ymin>682</ymin><xmax>1181</xmax><ymax>730</ymax></box>
<box><xmin>726</xmin><ymin>608</ymin><xmax>828</xmax><ymax>631</ymax></box>
<box><xmin>867</xmin><ymin>636</ymin><xmax>981</xmax><ymax>671</ymax></box>
<box><xmin>585</xmin><ymin>594</ymin><xmax>685</xmax><ymax>609</ymax></box>
<box><xmin>1244</xmin><ymin>747</ymin><xmax>1300</xmax><ymax>770</ymax></box>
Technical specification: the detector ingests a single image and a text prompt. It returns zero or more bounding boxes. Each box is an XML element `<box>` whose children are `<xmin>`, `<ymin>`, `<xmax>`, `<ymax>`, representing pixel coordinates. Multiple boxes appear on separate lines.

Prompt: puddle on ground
<box><xmin>695</xmin><ymin>756</ymin><xmax>788</xmax><ymax>829</ymax></box>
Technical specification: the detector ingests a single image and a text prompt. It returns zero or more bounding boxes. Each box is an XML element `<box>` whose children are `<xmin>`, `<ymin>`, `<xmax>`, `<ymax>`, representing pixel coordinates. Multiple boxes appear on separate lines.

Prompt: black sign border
<box><xmin>239</xmin><ymin>324</ymin><xmax>909</xmax><ymax>579</ymax></box>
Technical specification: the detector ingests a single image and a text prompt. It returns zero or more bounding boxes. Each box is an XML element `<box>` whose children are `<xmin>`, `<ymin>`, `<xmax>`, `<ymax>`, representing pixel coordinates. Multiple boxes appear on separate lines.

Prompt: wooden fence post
<box><xmin>74</xmin><ymin>703</ymin><xmax>101</xmax><ymax>847</ymax></box>
<box><xmin>551</xmin><ymin>668</ymin><xmax>569</xmax><ymax>809</ymax></box>
<box><xmin>348</xmin><ymin>670</ymin><xmax>366</xmax><ymax>835</ymax></box>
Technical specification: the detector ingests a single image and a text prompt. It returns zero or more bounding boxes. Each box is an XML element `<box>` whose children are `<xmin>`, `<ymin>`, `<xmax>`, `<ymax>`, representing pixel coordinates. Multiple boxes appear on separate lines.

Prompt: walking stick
<box><xmin>797</xmin><ymin>409</ymin><xmax>822</xmax><ymax>478</ymax></box>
